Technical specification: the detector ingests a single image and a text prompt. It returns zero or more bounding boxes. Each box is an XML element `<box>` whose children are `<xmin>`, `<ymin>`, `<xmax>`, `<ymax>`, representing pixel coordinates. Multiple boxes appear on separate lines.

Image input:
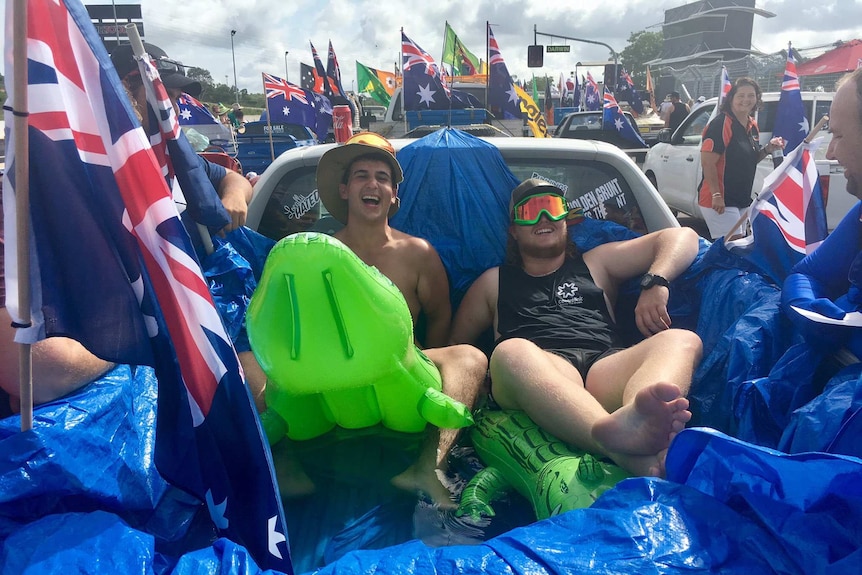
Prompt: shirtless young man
<box><xmin>450</xmin><ymin>178</ymin><xmax>702</xmax><ymax>477</ymax></box>
<box><xmin>309</xmin><ymin>132</ymin><xmax>486</xmax><ymax>504</ymax></box>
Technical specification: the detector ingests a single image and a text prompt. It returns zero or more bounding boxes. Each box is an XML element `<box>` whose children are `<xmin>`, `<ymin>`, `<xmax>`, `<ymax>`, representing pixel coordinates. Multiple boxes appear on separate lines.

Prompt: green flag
<box><xmin>355</xmin><ymin>61</ymin><xmax>391</xmax><ymax>107</ymax></box>
<box><xmin>442</xmin><ymin>21</ymin><xmax>481</xmax><ymax>75</ymax></box>
<box><xmin>532</xmin><ymin>74</ymin><xmax>539</xmax><ymax>104</ymax></box>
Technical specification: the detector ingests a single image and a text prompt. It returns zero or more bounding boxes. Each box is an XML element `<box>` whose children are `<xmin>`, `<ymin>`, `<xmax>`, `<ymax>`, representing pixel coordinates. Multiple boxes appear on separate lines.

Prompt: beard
<box><xmin>847</xmin><ymin>173</ymin><xmax>861</xmax><ymax>200</ymax></box>
<box><xmin>517</xmin><ymin>232</ymin><xmax>568</xmax><ymax>260</ymax></box>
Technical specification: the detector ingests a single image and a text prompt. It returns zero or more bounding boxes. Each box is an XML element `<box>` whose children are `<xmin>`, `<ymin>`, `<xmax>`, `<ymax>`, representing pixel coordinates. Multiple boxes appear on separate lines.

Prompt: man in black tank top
<box><xmin>665</xmin><ymin>91</ymin><xmax>690</xmax><ymax>133</ymax></box>
<box><xmin>451</xmin><ymin>178</ymin><xmax>703</xmax><ymax>477</ymax></box>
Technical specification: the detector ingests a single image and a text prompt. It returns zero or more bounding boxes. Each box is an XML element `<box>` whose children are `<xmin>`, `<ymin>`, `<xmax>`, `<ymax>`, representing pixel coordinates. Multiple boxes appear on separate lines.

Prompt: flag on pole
<box><xmin>603</xmin><ymin>88</ymin><xmax>647</xmax><ymax>147</ymax></box>
<box><xmin>3</xmin><ymin>0</ymin><xmax>292</xmax><ymax>570</ymax></box>
<box><xmin>617</xmin><ymin>68</ymin><xmax>644</xmax><ymax>116</ymax></box>
<box><xmin>263</xmin><ymin>72</ymin><xmax>330</xmax><ymax>140</ymax></box>
<box><xmin>300</xmin><ymin>62</ymin><xmax>319</xmax><ymax>92</ymax></box>
<box><xmin>309</xmin><ymin>41</ymin><xmax>333</xmax><ymax>97</ymax></box>
<box><xmin>584</xmin><ymin>71</ymin><xmax>601</xmax><ymax>111</ymax></box>
<box><xmin>487</xmin><ymin>23</ymin><xmax>523</xmax><ymax>120</ymax></box>
<box><xmin>136</xmin><ymin>44</ymin><xmax>230</xmax><ymax>233</ymax></box>
<box><xmin>356</xmin><ymin>61</ymin><xmax>392</xmax><ymax>107</ymax></box>
<box><xmin>773</xmin><ymin>45</ymin><xmax>809</xmax><ymax>151</ymax></box>
<box><xmin>544</xmin><ymin>76</ymin><xmax>554</xmax><ymax>126</ymax></box>
<box><xmin>401</xmin><ymin>31</ymin><xmax>451</xmax><ymax>110</ymax></box>
<box><xmin>710</xmin><ymin>66</ymin><xmax>732</xmax><ymax>121</ymax></box>
<box><xmin>326</xmin><ymin>40</ymin><xmax>348</xmax><ymax>100</ymax></box>
<box><xmin>514</xmin><ymin>84</ymin><xmax>549</xmax><ymax>138</ymax></box>
<box><xmin>176</xmin><ymin>93</ymin><xmax>220</xmax><ymax>126</ymax></box>
<box><xmin>725</xmin><ymin>141</ymin><xmax>828</xmax><ymax>284</ymax></box>
<box><xmin>645</xmin><ymin>66</ymin><xmax>657</xmax><ymax>111</ymax></box>
<box><xmin>442</xmin><ymin>22</ymin><xmax>481</xmax><ymax>76</ymax></box>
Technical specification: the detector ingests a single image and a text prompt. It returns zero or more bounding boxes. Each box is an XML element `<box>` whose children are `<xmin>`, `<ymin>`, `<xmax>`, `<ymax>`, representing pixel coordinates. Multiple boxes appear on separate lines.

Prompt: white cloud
<box><xmin>2</xmin><ymin>0</ymin><xmax>859</xmax><ymax>95</ymax></box>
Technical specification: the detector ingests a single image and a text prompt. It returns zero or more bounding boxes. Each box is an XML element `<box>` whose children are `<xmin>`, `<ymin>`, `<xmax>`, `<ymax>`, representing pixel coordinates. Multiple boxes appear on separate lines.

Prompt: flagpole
<box><xmin>485</xmin><ymin>21</ymin><xmax>490</xmax><ymax>116</ymax></box>
<box><xmin>126</xmin><ymin>24</ymin><xmax>214</xmax><ymax>256</ymax></box>
<box><xmin>12</xmin><ymin>0</ymin><xmax>33</xmax><ymax>432</ymax></box>
<box><xmin>262</xmin><ymin>74</ymin><xmax>275</xmax><ymax>164</ymax></box>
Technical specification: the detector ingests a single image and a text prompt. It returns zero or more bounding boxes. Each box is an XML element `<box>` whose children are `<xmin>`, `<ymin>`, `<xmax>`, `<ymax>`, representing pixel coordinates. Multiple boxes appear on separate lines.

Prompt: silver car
<box><xmin>247</xmin><ymin>137</ymin><xmax>679</xmax><ymax>241</ymax></box>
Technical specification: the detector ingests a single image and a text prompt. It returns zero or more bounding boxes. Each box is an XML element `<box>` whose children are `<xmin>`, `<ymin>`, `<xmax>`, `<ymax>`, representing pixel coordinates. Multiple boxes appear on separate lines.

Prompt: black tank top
<box><xmin>668</xmin><ymin>102</ymin><xmax>688</xmax><ymax>132</ymax></box>
<box><xmin>497</xmin><ymin>255</ymin><xmax>621</xmax><ymax>353</ymax></box>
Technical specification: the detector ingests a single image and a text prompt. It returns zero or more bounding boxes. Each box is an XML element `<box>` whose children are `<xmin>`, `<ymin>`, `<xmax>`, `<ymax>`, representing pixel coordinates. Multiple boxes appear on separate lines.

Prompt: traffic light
<box><xmin>527</xmin><ymin>45</ymin><xmax>543</xmax><ymax>68</ymax></box>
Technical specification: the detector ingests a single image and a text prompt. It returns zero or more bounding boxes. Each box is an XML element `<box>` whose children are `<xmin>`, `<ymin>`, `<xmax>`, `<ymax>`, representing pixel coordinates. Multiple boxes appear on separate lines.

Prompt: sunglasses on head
<box><xmin>153</xmin><ymin>56</ymin><xmax>186</xmax><ymax>77</ymax></box>
<box><xmin>513</xmin><ymin>193</ymin><xmax>569</xmax><ymax>225</ymax></box>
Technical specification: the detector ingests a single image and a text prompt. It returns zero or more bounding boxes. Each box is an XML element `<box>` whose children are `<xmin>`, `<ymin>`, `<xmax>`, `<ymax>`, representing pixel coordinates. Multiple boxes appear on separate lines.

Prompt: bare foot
<box><xmin>271</xmin><ymin>440</ymin><xmax>316</xmax><ymax>498</ymax></box>
<box><xmin>591</xmin><ymin>382</ymin><xmax>691</xmax><ymax>456</ymax></box>
<box><xmin>391</xmin><ymin>465</ymin><xmax>457</xmax><ymax>509</ymax></box>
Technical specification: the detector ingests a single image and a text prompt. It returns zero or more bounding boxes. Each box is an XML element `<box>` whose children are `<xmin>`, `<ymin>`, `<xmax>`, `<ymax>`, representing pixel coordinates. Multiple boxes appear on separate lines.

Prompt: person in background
<box><xmin>450</xmin><ymin>178</ymin><xmax>702</xmax><ymax>478</ymax></box>
<box><xmin>658</xmin><ymin>94</ymin><xmax>674</xmax><ymax>124</ymax></box>
<box><xmin>227</xmin><ymin>103</ymin><xmax>245</xmax><ymax>131</ymax></box>
<box><xmin>665</xmin><ymin>91</ymin><xmax>690</xmax><ymax>133</ymax></box>
<box><xmin>110</xmin><ymin>43</ymin><xmax>252</xmax><ymax>234</ymax></box>
<box><xmin>697</xmin><ymin>77</ymin><xmax>785</xmax><ymax>240</ymax></box>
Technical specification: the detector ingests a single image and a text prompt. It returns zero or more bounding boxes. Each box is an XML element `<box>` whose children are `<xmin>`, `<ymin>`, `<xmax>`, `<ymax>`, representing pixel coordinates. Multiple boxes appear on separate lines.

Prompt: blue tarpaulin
<box><xmin>2</xmin><ymin>128</ymin><xmax>861</xmax><ymax>573</ymax></box>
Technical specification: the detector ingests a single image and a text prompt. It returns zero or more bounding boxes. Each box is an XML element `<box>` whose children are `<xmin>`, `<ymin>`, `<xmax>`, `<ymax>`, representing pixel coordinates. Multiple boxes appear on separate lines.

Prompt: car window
<box><xmin>505</xmin><ymin>158</ymin><xmax>647</xmax><ymax>235</ymax></box>
<box><xmin>563</xmin><ymin>114</ymin><xmax>602</xmax><ymax>132</ymax></box>
<box><xmin>257</xmin><ymin>166</ymin><xmax>330</xmax><ymax>241</ymax></box>
<box><xmin>815</xmin><ymin>99</ymin><xmax>831</xmax><ymax>131</ymax></box>
<box><xmin>676</xmin><ymin>106</ymin><xmax>712</xmax><ymax>145</ymax></box>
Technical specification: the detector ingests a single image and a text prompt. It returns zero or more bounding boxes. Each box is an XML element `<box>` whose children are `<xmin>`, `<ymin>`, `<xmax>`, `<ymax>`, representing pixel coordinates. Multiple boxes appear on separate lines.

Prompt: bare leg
<box><xmin>390</xmin><ymin>344</ymin><xmax>487</xmax><ymax>506</ymax></box>
<box><xmin>2</xmin><ymin>307</ymin><xmax>114</xmax><ymax>410</ymax></box>
<box><xmin>238</xmin><ymin>350</ymin><xmax>267</xmax><ymax>414</ymax></box>
<box><xmin>588</xmin><ymin>329</ymin><xmax>700</xmax><ymax>457</ymax></box>
<box><xmin>489</xmin><ymin>335</ymin><xmax>699</xmax><ymax>477</ymax></box>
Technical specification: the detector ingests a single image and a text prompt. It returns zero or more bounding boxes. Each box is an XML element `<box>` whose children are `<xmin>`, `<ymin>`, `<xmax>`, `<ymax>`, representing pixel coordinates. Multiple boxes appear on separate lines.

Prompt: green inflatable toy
<box><xmin>457</xmin><ymin>409</ymin><xmax>630</xmax><ymax>522</ymax></box>
<box><xmin>246</xmin><ymin>232</ymin><xmax>474</xmax><ymax>443</ymax></box>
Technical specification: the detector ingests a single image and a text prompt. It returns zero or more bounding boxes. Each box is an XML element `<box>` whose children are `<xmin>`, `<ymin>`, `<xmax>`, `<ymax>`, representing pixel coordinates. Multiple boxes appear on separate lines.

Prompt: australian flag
<box><xmin>300</xmin><ymin>61</ymin><xmax>319</xmax><ymax>92</ymax></box>
<box><xmin>773</xmin><ymin>47</ymin><xmax>809</xmax><ymax>151</ymax></box>
<box><xmin>584</xmin><ymin>71</ymin><xmax>601</xmax><ymax>111</ymax></box>
<box><xmin>326</xmin><ymin>40</ymin><xmax>348</xmax><ymax>100</ymax></box>
<box><xmin>176</xmin><ymin>93</ymin><xmax>219</xmax><ymax>126</ymax></box>
<box><xmin>309</xmin><ymin>40</ymin><xmax>333</xmax><ymax>97</ymax></box>
<box><xmin>725</xmin><ymin>141</ymin><xmax>828</xmax><ymax>284</ymax></box>
<box><xmin>603</xmin><ymin>89</ymin><xmax>647</xmax><ymax>147</ymax></box>
<box><xmin>487</xmin><ymin>24</ymin><xmax>523</xmax><ymax>120</ymax></box>
<box><xmin>2</xmin><ymin>0</ymin><xmax>292</xmax><ymax>571</ymax></box>
<box><xmin>263</xmin><ymin>72</ymin><xmax>331</xmax><ymax>140</ymax></box>
<box><xmin>617</xmin><ymin>68</ymin><xmax>644</xmax><ymax>116</ymax></box>
<box><xmin>401</xmin><ymin>31</ymin><xmax>451</xmax><ymax>111</ymax></box>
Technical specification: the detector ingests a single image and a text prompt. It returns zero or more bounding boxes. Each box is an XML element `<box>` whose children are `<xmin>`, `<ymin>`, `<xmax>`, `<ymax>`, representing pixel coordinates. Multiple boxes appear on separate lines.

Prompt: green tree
<box><xmin>619</xmin><ymin>30</ymin><xmax>663</xmax><ymax>89</ymax></box>
<box><xmin>187</xmin><ymin>66</ymin><xmax>214</xmax><ymax>88</ymax></box>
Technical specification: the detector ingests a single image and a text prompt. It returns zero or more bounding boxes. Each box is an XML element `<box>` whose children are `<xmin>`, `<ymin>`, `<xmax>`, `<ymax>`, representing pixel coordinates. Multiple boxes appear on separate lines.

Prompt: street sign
<box><xmin>546</xmin><ymin>45</ymin><xmax>571</xmax><ymax>53</ymax></box>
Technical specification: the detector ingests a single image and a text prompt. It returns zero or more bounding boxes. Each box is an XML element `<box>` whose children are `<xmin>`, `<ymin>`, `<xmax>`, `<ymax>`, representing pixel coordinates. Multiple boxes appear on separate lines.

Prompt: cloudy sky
<box><xmin>4</xmin><ymin>0</ymin><xmax>861</xmax><ymax>93</ymax></box>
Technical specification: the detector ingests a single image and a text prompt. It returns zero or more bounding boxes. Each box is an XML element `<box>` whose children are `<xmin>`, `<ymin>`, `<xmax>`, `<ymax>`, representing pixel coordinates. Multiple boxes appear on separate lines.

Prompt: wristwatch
<box><xmin>640</xmin><ymin>273</ymin><xmax>670</xmax><ymax>291</ymax></box>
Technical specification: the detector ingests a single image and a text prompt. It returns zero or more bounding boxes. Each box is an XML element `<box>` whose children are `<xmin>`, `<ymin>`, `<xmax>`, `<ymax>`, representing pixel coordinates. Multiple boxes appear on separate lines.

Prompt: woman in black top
<box><xmin>698</xmin><ymin>77</ymin><xmax>785</xmax><ymax>239</ymax></box>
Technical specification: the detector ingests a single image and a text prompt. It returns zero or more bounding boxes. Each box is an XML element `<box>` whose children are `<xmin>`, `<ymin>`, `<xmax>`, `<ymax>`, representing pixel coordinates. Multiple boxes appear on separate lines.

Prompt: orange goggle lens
<box><xmin>513</xmin><ymin>194</ymin><xmax>569</xmax><ymax>225</ymax></box>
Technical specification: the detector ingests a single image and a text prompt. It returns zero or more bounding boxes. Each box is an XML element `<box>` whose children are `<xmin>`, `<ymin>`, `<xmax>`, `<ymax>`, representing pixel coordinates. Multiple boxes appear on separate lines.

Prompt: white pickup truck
<box><xmin>642</xmin><ymin>92</ymin><xmax>853</xmax><ymax>230</ymax></box>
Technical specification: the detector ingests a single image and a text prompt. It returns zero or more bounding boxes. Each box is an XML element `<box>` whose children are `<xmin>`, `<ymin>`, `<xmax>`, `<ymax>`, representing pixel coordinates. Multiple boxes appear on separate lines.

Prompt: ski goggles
<box><xmin>512</xmin><ymin>193</ymin><xmax>569</xmax><ymax>225</ymax></box>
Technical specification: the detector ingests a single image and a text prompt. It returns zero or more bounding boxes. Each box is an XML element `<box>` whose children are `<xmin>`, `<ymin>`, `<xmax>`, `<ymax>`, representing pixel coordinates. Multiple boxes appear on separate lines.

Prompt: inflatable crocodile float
<box><xmin>246</xmin><ymin>232</ymin><xmax>474</xmax><ymax>443</ymax></box>
<box><xmin>457</xmin><ymin>409</ymin><xmax>630</xmax><ymax>521</ymax></box>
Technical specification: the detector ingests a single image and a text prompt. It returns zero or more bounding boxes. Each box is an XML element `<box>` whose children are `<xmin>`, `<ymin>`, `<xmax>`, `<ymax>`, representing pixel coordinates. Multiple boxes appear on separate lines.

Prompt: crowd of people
<box><xmin>3</xmin><ymin>40</ymin><xmax>862</xmax><ymax>518</ymax></box>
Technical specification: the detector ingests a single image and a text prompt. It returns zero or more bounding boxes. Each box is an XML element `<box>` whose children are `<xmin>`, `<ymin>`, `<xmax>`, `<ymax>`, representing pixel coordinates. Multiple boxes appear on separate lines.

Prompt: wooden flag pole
<box><xmin>12</xmin><ymin>0</ymin><xmax>33</xmax><ymax>432</ymax></box>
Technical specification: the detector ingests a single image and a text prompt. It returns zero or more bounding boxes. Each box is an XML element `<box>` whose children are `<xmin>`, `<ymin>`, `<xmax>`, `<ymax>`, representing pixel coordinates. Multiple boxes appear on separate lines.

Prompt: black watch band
<box><xmin>640</xmin><ymin>273</ymin><xmax>670</xmax><ymax>290</ymax></box>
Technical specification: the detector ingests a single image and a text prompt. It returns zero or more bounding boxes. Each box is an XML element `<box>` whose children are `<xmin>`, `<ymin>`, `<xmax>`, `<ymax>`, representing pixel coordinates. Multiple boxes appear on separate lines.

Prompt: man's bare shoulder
<box><xmin>390</xmin><ymin>229</ymin><xmax>440</xmax><ymax>258</ymax></box>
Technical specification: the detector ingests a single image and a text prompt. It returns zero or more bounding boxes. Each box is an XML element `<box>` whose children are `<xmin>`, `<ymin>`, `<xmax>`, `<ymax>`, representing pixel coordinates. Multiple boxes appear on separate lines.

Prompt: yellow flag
<box><xmin>513</xmin><ymin>84</ymin><xmax>549</xmax><ymax>138</ymax></box>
